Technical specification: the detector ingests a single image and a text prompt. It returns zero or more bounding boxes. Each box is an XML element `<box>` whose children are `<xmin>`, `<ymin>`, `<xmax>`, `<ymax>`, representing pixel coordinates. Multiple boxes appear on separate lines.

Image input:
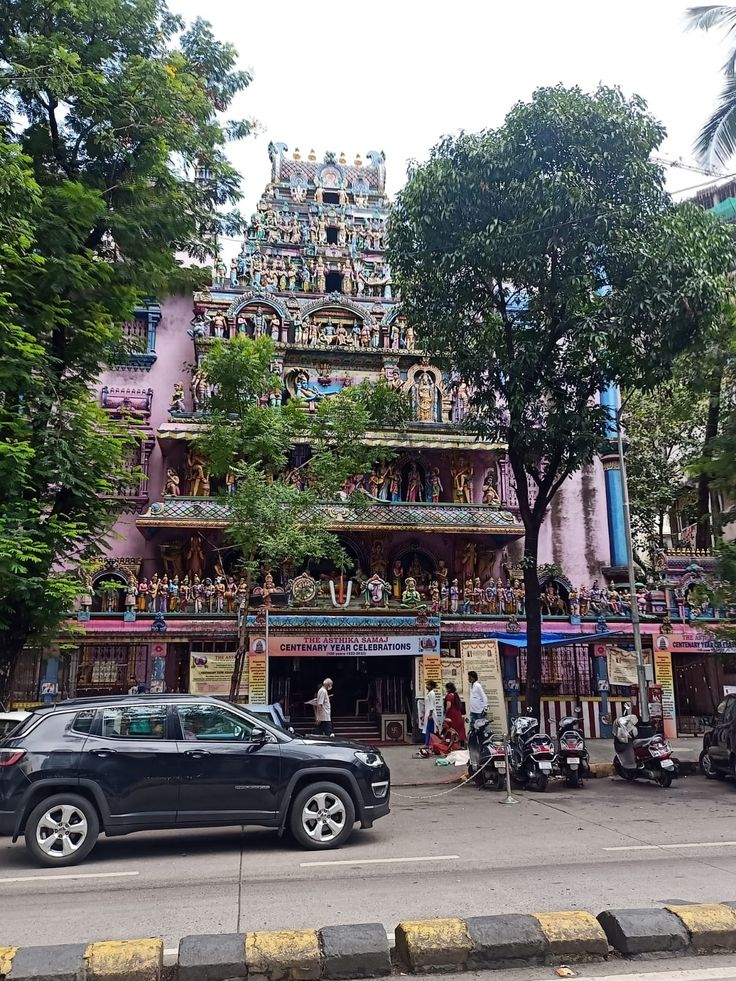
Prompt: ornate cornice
<box><xmin>136</xmin><ymin>496</ymin><xmax>524</xmax><ymax>538</ymax></box>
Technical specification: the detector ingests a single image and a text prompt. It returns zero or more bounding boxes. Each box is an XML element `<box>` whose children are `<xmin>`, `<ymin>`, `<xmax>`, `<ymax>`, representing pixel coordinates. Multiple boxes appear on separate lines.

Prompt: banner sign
<box><xmin>269</xmin><ymin>633</ymin><xmax>439</xmax><ymax>657</ymax></box>
<box><xmin>653</xmin><ymin>648</ymin><xmax>677</xmax><ymax>739</ymax></box>
<box><xmin>189</xmin><ymin>651</ymin><xmax>246</xmax><ymax>698</ymax></box>
<box><xmin>248</xmin><ymin>651</ymin><xmax>268</xmax><ymax>704</ymax></box>
<box><xmin>667</xmin><ymin>627</ymin><xmax>736</xmax><ymax>654</ymax></box>
<box><xmin>607</xmin><ymin>647</ymin><xmax>640</xmax><ymax>687</ymax></box>
<box><xmin>460</xmin><ymin>639</ymin><xmax>507</xmax><ymax>735</ymax></box>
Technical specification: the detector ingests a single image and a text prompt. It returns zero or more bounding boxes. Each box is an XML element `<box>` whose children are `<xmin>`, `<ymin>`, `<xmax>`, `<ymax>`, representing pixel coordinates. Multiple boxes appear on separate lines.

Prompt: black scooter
<box><xmin>555</xmin><ymin>711</ymin><xmax>590</xmax><ymax>788</ymax></box>
<box><xmin>467</xmin><ymin>716</ymin><xmax>507</xmax><ymax>789</ymax></box>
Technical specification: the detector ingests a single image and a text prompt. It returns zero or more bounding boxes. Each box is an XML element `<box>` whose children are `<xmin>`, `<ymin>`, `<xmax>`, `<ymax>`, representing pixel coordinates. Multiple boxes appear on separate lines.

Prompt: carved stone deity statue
<box><xmin>169</xmin><ymin>382</ymin><xmax>186</xmax><ymax>413</ymax></box>
<box><xmin>187</xmin><ymin>448</ymin><xmax>209</xmax><ymax>497</ymax></box>
<box><xmin>416</xmin><ymin>372</ymin><xmax>435</xmax><ymax>422</ymax></box>
<box><xmin>482</xmin><ymin>469</ymin><xmax>500</xmax><ymax>505</ymax></box>
<box><xmin>187</xmin><ymin>533</ymin><xmax>205</xmax><ymax>579</ymax></box>
<box><xmin>163</xmin><ymin>468</ymin><xmax>180</xmax><ymax>496</ymax></box>
<box><xmin>401</xmin><ymin>576</ymin><xmax>423</xmax><ymax>608</ymax></box>
<box><xmin>190</xmin><ymin>367</ymin><xmax>209</xmax><ymax>411</ymax></box>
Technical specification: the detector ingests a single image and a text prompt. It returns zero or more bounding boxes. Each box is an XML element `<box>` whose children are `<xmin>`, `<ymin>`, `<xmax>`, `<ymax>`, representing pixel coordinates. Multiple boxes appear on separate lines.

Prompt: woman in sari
<box><xmin>444</xmin><ymin>682</ymin><xmax>467</xmax><ymax>747</ymax></box>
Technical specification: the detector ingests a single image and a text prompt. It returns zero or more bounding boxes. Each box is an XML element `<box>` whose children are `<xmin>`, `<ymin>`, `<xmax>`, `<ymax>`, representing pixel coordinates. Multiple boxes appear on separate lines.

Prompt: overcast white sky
<box><xmin>170</xmin><ymin>0</ymin><xmax>730</xmax><ymax>215</ymax></box>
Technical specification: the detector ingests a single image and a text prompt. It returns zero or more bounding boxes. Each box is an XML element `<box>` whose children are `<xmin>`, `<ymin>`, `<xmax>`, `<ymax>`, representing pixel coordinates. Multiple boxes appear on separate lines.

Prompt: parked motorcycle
<box><xmin>509</xmin><ymin>712</ymin><xmax>555</xmax><ymax>791</ymax></box>
<box><xmin>555</xmin><ymin>710</ymin><xmax>591</xmax><ymax>788</ymax></box>
<box><xmin>612</xmin><ymin>703</ymin><xmax>677</xmax><ymax>788</ymax></box>
<box><xmin>467</xmin><ymin>717</ymin><xmax>507</xmax><ymax>789</ymax></box>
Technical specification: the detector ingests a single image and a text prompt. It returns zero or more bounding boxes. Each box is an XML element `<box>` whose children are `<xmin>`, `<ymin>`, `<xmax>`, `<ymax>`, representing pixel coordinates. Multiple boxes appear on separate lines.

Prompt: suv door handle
<box><xmin>184</xmin><ymin>749</ymin><xmax>211</xmax><ymax>758</ymax></box>
<box><xmin>90</xmin><ymin>749</ymin><xmax>117</xmax><ymax>757</ymax></box>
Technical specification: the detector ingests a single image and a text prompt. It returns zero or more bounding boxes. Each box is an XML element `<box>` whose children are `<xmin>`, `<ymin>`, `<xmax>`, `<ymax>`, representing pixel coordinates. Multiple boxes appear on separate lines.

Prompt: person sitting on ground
<box><xmin>428</xmin><ymin>717</ymin><xmax>461</xmax><ymax>756</ymax></box>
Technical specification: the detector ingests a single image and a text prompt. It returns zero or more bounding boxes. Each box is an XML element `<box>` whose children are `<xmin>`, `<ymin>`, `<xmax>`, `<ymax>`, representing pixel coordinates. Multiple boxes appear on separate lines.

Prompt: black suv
<box><xmin>700</xmin><ymin>693</ymin><xmax>736</xmax><ymax>781</ymax></box>
<box><xmin>0</xmin><ymin>695</ymin><xmax>390</xmax><ymax>866</ymax></box>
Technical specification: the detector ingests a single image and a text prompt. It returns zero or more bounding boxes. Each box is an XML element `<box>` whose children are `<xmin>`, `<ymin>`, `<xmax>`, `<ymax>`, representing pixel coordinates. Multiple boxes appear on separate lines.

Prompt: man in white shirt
<box><xmin>315</xmin><ymin>678</ymin><xmax>334</xmax><ymax>737</ymax></box>
<box><xmin>468</xmin><ymin>670</ymin><xmax>488</xmax><ymax>722</ymax></box>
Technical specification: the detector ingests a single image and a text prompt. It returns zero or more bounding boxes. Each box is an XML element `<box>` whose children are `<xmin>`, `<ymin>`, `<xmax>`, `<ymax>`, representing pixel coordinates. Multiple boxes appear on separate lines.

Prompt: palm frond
<box><xmin>695</xmin><ymin>73</ymin><xmax>736</xmax><ymax>164</ymax></box>
<box><xmin>686</xmin><ymin>5</ymin><xmax>736</xmax><ymax>33</ymax></box>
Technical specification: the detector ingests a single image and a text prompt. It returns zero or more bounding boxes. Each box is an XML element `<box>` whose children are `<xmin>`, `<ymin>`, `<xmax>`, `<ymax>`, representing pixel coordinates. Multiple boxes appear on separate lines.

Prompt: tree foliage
<box><xmin>0</xmin><ymin>0</ymin><xmax>251</xmax><ymax>701</ymax></box>
<box><xmin>388</xmin><ymin>84</ymin><xmax>736</xmax><ymax>715</ymax></box>
<box><xmin>624</xmin><ymin>371</ymin><xmax>708</xmax><ymax>562</ymax></box>
<box><xmin>686</xmin><ymin>5</ymin><xmax>736</xmax><ymax>164</ymax></box>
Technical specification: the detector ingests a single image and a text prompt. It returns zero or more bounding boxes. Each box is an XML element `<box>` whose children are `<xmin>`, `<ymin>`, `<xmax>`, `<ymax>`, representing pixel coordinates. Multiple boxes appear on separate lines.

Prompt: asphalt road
<box><xmin>2</xmin><ymin>774</ymin><xmax>736</xmax><ymax>951</ymax></box>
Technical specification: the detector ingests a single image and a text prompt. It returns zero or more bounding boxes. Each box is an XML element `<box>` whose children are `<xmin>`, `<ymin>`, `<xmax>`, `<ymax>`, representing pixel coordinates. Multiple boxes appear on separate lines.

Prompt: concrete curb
<box><xmin>5</xmin><ymin>903</ymin><xmax>736</xmax><ymax>978</ymax></box>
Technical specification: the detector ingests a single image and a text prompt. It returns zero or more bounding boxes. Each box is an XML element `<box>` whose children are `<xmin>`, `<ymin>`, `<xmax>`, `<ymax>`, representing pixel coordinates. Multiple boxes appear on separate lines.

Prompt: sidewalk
<box><xmin>385</xmin><ymin>736</ymin><xmax>703</xmax><ymax>787</ymax></box>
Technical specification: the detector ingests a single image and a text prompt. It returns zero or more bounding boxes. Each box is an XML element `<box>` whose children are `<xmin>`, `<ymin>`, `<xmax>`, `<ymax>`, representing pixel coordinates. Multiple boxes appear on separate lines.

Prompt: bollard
<box><xmin>499</xmin><ymin>736</ymin><xmax>519</xmax><ymax>805</ymax></box>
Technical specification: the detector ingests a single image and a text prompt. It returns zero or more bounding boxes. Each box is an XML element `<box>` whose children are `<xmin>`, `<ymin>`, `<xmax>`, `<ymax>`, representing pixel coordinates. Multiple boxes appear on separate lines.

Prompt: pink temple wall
<box><xmin>98</xmin><ymin>294</ymin><xmax>194</xmax><ymax>567</ymax></box>
<box><xmin>96</xmin><ymin>293</ymin><xmax>614</xmax><ymax>585</ymax></box>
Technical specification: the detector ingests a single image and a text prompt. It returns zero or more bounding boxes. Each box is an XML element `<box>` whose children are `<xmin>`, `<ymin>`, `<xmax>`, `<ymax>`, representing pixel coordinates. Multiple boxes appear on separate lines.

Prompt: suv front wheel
<box><xmin>289</xmin><ymin>781</ymin><xmax>355</xmax><ymax>850</ymax></box>
<box><xmin>25</xmin><ymin>793</ymin><xmax>100</xmax><ymax>866</ymax></box>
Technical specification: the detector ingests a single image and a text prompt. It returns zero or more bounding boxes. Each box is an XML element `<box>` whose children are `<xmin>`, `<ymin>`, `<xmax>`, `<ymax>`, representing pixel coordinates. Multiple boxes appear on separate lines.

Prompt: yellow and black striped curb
<box><xmin>3</xmin><ymin>903</ymin><xmax>736</xmax><ymax>979</ymax></box>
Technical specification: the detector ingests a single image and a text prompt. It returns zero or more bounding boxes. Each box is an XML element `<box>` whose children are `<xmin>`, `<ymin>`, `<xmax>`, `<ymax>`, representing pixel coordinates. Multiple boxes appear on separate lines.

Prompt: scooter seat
<box><xmin>633</xmin><ymin>737</ymin><xmax>655</xmax><ymax>748</ymax></box>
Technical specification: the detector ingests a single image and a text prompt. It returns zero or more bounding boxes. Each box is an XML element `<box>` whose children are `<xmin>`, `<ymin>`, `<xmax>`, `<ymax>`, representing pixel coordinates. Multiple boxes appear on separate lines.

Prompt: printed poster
<box><xmin>248</xmin><ymin>642</ymin><xmax>268</xmax><ymax>705</ymax></box>
<box><xmin>607</xmin><ymin>647</ymin><xmax>639</xmax><ymax>687</ymax></box>
<box><xmin>419</xmin><ymin>653</ymin><xmax>444</xmax><ymax>727</ymax></box>
<box><xmin>460</xmin><ymin>639</ymin><xmax>507</xmax><ymax>735</ymax></box>
<box><xmin>653</xmin><ymin>648</ymin><xmax>677</xmax><ymax>739</ymax></box>
<box><xmin>189</xmin><ymin>651</ymin><xmax>247</xmax><ymax>698</ymax></box>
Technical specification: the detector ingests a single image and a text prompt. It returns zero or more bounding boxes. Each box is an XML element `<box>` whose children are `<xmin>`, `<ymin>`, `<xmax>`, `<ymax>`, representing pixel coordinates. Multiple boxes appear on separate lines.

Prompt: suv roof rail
<box><xmin>35</xmin><ymin>693</ymin><xmax>218</xmax><ymax>712</ymax></box>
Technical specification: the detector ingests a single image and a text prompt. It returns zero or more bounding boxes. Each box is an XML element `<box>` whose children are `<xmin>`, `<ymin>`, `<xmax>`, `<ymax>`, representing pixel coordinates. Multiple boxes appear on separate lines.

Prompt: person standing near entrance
<box><xmin>423</xmin><ymin>680</ymin><xmax>438</xmax><ymax>746</ymax></box>
<box><xmin>468</xmin><ymin>670</ymin><xmax>488</xmax><ymax>723</ymax></box>
<box><xmin>315</xmin><ymin>678</ymin><xmax>334</xmax><ymax>737</ymax></box>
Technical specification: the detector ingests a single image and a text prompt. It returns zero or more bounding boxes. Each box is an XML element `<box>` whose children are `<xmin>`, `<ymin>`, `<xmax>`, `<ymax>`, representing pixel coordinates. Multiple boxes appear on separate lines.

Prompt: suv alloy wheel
<box><xmin>24</xmin><ymin>794</ymin><xmax>100</xmax><ymax>866</ymax></box>
<box><xmin>700</xmin><ymin>749</ymin><xmax>723</xmax><ymax>780</ymax></box>
<box><xmin>289</xmin><ymin>781</ymin><xmax>355</xmax><ymax>849</ymax></box>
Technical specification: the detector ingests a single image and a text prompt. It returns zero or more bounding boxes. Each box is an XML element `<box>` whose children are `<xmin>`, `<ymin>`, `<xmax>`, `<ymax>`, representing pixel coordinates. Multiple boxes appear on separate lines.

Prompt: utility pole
<box><xmin>616</xmin><ymin>405</ymin><xmax>651</xmax><ymax>728</ymax></box>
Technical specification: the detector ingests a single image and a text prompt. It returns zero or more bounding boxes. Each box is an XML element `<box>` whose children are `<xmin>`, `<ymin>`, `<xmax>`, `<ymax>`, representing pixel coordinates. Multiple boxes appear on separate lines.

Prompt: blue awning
<box><xmin>485</xmin><ymin>630</ymin><xmax>625</xmax><ymax>649</ymax></box>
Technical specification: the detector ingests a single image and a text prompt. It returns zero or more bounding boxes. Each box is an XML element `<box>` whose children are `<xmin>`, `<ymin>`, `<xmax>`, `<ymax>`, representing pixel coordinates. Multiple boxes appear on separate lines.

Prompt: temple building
<box><xmin>18</xmin><ymin>142</ymin><xmax>731</xmax><ymax>743</ymax></box>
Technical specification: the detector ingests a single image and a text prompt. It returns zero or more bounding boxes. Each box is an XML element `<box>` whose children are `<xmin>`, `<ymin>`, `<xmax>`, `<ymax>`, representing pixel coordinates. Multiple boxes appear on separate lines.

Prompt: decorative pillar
<box><xmin>600</xmin><ymin>385</ymin><xmax>628</xmax><ymax>570</ymax></box>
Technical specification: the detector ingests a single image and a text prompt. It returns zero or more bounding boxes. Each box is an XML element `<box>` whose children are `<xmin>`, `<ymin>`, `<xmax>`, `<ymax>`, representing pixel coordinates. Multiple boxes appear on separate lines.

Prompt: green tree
<box><xmin>388</xmin><ymin>85</ymin><xmax>735</xmax><ymax>717</ymax></box>
<box><xmin>196</xmin><ymin>336</ymin><xmax>410</xmax><ymax>698</ymax></box>
<box><xmin>0</xmin><ymin>0</ymin><xmax>251</xmax><ymax>702</ymax></box>
<box><xmin>686</xmin><ymin>5</ymin><xmax>736</xmax><ymax>164</ymax></box>
<box><xmin>624</xmin><ymin>371</ymin><xmax>708</xmax><ymax>567</ymax></box>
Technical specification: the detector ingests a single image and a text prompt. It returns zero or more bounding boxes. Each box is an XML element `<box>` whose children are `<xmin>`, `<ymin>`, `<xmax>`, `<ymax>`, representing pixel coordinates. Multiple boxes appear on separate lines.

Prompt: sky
<box><xmin>169</xmin><ymin>0</ymin><xmax>731</xmax><ymax>219</ymax></box>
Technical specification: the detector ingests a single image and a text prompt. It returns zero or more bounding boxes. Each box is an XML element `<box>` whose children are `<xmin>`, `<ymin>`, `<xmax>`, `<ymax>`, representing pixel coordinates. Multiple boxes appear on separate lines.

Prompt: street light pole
<box><xmin>616</xmin><ymin>405</ymin><xmax>651</xmax><ymax>726</ymax></box>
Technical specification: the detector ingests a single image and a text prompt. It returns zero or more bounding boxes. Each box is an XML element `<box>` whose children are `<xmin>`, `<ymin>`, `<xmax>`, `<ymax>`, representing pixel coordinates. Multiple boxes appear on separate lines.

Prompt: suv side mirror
<box><xmin>250</xmin><ymin>727</ymin><xmax>269</xmax><ymax>744</ymax></box>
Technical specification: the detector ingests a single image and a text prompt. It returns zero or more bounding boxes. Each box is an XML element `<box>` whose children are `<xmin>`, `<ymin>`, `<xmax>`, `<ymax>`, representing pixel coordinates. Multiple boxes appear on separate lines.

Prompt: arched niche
<box><xmin>92</xmin><ymin>571</ymin><xmax>128</xmax><ymax>613</ymax></box>
<box><xmin>403</xmin><ymin>363</ymin><xmax>446</xmax><ymax>423</ymax></box>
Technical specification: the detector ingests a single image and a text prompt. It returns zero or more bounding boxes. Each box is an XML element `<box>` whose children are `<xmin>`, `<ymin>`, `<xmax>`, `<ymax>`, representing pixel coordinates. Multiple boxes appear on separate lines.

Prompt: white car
<box><xmin>0</xmin><ymin>711</ymin><xmax>31</xmax><ymax>739</ymax></box>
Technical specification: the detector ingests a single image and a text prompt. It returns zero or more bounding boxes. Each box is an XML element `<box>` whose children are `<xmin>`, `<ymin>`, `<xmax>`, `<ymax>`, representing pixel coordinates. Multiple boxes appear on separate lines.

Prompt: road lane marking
<box><xmin>603</xmin><ymin>841</ymin><xmax>736</xmax><ymax>852</ymax></box>
<box><xmin>300</xmin><ymin>854</ymin><xmax>459</xmax><ymax>868</ymax></box>
<box><xmin>0</xmin><ymin>871</ymin><xmax>139</xmax><ymax>884</ymax></box>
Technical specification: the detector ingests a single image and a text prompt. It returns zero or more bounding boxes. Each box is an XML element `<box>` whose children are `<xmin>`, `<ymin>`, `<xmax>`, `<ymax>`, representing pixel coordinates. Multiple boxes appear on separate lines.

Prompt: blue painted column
<box><xmin>594</xmin><ymin>649</ymin><xmax>612</xmax><ymax>737</ymax></box>
<box><xmin>40</xmin><ymin>653</ymin><xmax>60</xmax><ymax>704</ymax></box>
<box><xmin>600</xmin><ymin>384</ymin><xmax>628</xmax><ymax>569</ymax></box>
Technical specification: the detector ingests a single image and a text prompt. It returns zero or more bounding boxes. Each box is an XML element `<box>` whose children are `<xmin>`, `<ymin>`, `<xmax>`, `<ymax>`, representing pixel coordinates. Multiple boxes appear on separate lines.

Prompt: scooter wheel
<box><xmin>566</xmin><ymin>772</ymin><xmax>582</xmax><ymax>788</ymax></box>
<box><xmin>532</xmin><ymin>774</ymin><xmax>548</xmax><ymax>792</ymax></box>
<box><xmin>614</xmin><ymin>758</ymin><xmax>635</xmax><ymax>781</ymax></box>
<box><xmin>658</xmin><ymin>771</ymin><xmax>673</xmax><ymax>788</ymax></box>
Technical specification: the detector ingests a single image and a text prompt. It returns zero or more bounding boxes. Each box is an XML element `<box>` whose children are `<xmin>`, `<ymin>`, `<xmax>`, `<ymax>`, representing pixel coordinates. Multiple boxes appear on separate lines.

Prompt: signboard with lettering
<box><xmin>653</xmin><ymin>648</ymin><xmax>677</xmax><ymax>739</ymax></box>
<box><xmin>460</xmin><ymin>639</ymin><xmax>507</xmax><ymax>735</ymax></box>
<box><xmin>607</xmin><ymin>647</ymin><xmax>639</xmax><ymax>687</ymax></box>
<box><xmin>189</xmin><ymin>651</ymin><xmax>246</xmax><ymax>698</ymax></box>
<box><xmin>669</xmin><ymin>628</ymin><xmax>736</xmax><ymax>654</ymax></box>
<box><xmin>269</xmin><ymin>634</ymin><xmax>439</xmax><ymax>657</ymax></box>
<box><xmin>248</xmin><ymin>651</ymin><xmax>268</xmax><ymax>704</ymax></box>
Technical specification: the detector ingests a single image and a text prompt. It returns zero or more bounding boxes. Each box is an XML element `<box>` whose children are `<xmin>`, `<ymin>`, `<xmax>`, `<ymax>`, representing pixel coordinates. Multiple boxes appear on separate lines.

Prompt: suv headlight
<box><xmin>355</xmin><ymin>750</ymin><xmax>383</xmax><ymax>768</ymax></box>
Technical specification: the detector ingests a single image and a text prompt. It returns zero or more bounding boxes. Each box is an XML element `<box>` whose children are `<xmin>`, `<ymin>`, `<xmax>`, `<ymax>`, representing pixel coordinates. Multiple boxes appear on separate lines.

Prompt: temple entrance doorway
<box><xmin>269</xmin><ymin>654</ymin><xmax>413</xmax><ymax>741</ymax></box>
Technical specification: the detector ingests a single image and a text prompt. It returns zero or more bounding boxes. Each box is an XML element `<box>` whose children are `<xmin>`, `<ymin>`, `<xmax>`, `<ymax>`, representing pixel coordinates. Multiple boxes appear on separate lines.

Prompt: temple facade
<box><xmin>22</xmin><ymin>142</ymin><xmax>727</xmax><ymax>743</ymax></box>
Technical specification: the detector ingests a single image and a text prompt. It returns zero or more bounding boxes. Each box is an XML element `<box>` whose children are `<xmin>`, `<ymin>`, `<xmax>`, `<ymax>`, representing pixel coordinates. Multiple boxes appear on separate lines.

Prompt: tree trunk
<box><xmin>696</xmin><ymin>371</ymin><xmax>723</xmax><ymax>551</ymax></box>
<box><xmin>0</xmin><ymin>630</ymin><xmax>29</xmax><ymax>707</ymax></box>
<box><xmin>522</xmin><ymin>527</ymin><xmax>543</xmax><ymax>720</ymax></box>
